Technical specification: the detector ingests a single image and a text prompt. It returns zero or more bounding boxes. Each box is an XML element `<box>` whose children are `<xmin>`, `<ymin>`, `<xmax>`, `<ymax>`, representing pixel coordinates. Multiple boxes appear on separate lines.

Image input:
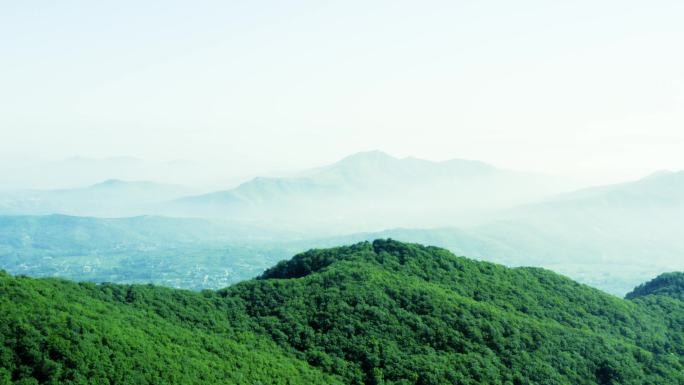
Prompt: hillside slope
<box><xmin>0</xmin><ymin>271</ymin><xmax>340</xmax><ymax>385</ymax></box>
<box><xmin>2</xmin><ymin>240</ymin><xmax>684</xmax><ymax>384</ymax></box>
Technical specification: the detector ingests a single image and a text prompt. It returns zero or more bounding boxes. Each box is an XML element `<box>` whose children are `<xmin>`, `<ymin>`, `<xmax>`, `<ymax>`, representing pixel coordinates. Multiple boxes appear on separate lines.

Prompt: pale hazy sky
<box><xmin>1</xmin><ymin>0</ymin><xmax>683</xmax><ymax>184</ymax></box>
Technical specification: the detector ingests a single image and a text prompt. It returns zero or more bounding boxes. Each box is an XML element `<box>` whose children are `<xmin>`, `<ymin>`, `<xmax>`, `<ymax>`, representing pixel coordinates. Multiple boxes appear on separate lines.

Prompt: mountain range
<box><xmin>165</xmin><ymin>151</ymin><xmax>576</xmax><ymax>233</ymax></box>
<box><xmin>0</xmin><ymin>152</ymin><xmax>682</xmax><ymax>296</ymax></box>
<box><xmin>0</xmin><ymin>179</ymin><xmax>193</xmax><ymax>217</ymax></box>
<box><xmin>0</xmin><ymin>151</ymin><xmax>576</xmax><ymax>231</ymax></box>
<box><xmin>0</xmin><ymin>156</ymin><xmax>233</xmax><ymax>190</ymax></box>
<box><xmin>318</xmin><ymin>170</ymin><xmax>684</xmax><ymax>294</ymax></box>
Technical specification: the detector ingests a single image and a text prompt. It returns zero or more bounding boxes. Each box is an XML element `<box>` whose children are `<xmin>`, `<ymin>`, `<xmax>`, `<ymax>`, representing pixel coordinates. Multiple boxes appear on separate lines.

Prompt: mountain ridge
<box><xmin>0</xmin><ymin>179</ymin><xmax>193</xmax><ymax>217</ymax></box>
<box><xmin>167</xmin><ymin>151</ymin><xmax>574</xmax><ymax>232</ymax></box>
<box><xmin>626</xmin><ymin>272</ymin><xmax>684</xmax><ymax>300</ymax></box>
<box><xmin>3</xmin><ymin>240</ymin><xmax>684</xmax><ymax>384</ymax></box>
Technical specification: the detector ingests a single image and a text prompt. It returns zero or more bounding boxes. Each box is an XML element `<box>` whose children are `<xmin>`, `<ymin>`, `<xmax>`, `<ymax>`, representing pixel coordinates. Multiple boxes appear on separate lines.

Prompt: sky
<box><xmin>1</xmin><ymin>0</ymin><xmax>683</xmax><ymax>185</ymax></box>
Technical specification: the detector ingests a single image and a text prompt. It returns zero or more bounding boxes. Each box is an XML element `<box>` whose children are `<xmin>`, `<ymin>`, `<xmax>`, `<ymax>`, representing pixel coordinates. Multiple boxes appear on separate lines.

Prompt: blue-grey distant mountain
<box><xmin>2</xmin><ymin>170</ymin><xmax>681</xmax><ymax>295</ymax></box>
<box><xmin>0</xmin><ymin>179</ymin><xmax>193</xmax><ymax>217</ymax></box>
<box><xmin>167</xmin><ymin>151</ymin><xmax>575</xmax><ymax>233</ymax></box>
<box><xmin>320</xmin><ymin>170</ymin><xmax>684</xmax><ymax>295</ymax></box>
<box><xmin>476</xmin><ymin>170</ymin><xmax>684</xmax><ymax>264</ymax></box>
<box><xmin>0</xmin><ymin>156</ymin><xmax>219</xmax><ymax>190</ymax></box>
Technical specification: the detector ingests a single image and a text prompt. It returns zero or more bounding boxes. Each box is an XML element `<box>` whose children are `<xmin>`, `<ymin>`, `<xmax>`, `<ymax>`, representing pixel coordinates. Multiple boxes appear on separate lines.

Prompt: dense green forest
<box><xmin>2</xmin><ymin>240</ymin><xmax>684</xmax><ymax>384</ymax></box>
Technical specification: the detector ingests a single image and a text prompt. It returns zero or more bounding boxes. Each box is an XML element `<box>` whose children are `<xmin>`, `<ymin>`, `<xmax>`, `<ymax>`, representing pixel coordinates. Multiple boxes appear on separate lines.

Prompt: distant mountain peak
<box><xmin>89</xmin><ymin>179</ymin><xmax>178</xmax><ymax>190</ymax></box>
<box><xmin>337</xmin><ymin>150</ymin><xmax>397</xmax><ymax>164</ymax></box>
<box><xmin>91</xmin><ymin>179</ymin><xmax>150</xmax><ymax>188</ymax></box>
<box><xmin>641</xmin><ymin>169</ymin><xmax>684</xmax><ymax>181</ymax></box>
<box><xmin>642</xmin><ymin>169</ymin><xmax>675</xmax><ymax>180</ymax></box>
<box><xmin>330</xmin><ymin>151</ymin><xmax>500</xmax><ymax>175</ymax></box>
<box><xmin>95</xmin><ymin>178</ymin><xmax>127</xmax><ymax>186</ymax></box>
<box><xmin>439</xmin><ymin>157</ymin><xmax>498</xmax><ymax>171</ymax></box>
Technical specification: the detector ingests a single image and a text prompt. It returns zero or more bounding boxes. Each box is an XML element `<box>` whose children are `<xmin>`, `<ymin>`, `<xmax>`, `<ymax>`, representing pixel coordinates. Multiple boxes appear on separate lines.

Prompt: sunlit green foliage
<box><xmin>0</xmin><ymin>270</ymin><xmax>340</xmax><ymax>384</ymax></box>
<box><xmin>2</xmin><ymin>240</ymin><xmax>684</xmax><ymax>384</ymax></box>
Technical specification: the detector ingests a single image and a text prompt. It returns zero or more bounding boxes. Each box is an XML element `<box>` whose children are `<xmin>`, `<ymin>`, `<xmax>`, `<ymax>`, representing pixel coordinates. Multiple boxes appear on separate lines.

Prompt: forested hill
<box><xmin>626</xmin><ymin>272</ymin><xmax>684</xmax><ymax>300</ymax></box>
<box><xmin>2</xmin><ymin>240</ymin><xmax>684</xmax><ymax>384</ymax></box>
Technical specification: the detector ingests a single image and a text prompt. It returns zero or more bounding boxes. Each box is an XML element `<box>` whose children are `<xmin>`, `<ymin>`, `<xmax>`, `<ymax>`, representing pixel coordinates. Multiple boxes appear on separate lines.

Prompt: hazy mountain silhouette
<box><xmin>167</xmin><ymin>151</ymin><xmax>575</xmax><ymax>233</ymax></box>
<box><xmin>323</xmin><ymin>170</ymin><xmax>684</xmax><ymax>294</ymax></box>
<box><xmin>0</xmin><ymin>156</ymin><xmax>221</xmax><ymax>190</ymax></box>
<box><xmin>0</xmin><ymin>179</ymin><xmax>193</xmax><ymax>217</ymax></box>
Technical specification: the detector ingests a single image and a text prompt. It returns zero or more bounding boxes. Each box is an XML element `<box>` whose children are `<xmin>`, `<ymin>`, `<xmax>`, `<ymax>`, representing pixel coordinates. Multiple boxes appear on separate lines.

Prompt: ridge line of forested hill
<box><xmin>2</xmin><ymin>240</ymin><xmax>684</xmax><ymax>384</ymax></box>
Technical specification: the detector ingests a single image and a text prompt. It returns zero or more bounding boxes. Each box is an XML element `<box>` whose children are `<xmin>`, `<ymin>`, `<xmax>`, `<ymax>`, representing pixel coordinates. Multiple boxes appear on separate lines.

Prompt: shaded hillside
<box><xmin>3</xmin><ymin>240</ymin><xmax>684</xmax><ymax>384</ymax></box>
